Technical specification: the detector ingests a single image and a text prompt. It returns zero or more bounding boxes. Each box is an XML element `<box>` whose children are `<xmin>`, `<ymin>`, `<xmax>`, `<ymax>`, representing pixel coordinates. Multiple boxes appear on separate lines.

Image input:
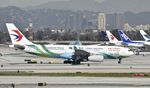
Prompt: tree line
<box><xmin>1</xmin><ymin>29</ymin><xmax>150</xmax><ymax>44</ymax></box>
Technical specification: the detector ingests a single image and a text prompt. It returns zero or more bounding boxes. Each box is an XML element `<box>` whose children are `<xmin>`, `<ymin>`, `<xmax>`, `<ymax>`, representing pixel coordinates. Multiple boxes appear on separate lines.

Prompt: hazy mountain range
<box><xmin>1</xmin><ymin>0</ymin><xmax>150</xmax><ymax>31</ymax></box>
<box><xmin>30</xmin><ymin>0</ymin><xmax>150</xmax><ymax>13</ymax></box>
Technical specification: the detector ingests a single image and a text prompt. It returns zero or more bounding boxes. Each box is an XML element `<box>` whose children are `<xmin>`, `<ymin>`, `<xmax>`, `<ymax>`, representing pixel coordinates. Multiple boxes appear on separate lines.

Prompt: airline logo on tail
<box><xmin>118</xmin><ymin>30</ymin><xmax>130</xmax><ymax>42</ymax></box>
<box><xmin>106</xmin><ymin>30</ymin><xmax>119</xmax><ymax>44</ymax></box>
<box><xmin>120</xmin><ymin>33</ymin><xmax>128</xmax><ymax>41</ymax></box>
<box><xmin>144</xmin><ymin>35</ymin><xmax>149</xmax><ymax>39</ymax></box>
<box><xmin>140</xmin><ymin>30</ymin><xmax>150</xmax><ymax>41</ymax></box>
<box><xmin>110</xmin><ymin>35</ymin><xmax>115</xmax><ymax>40</ymax></box>
<box><xmin>11</xmin><ymin>30</ymin><xmax>23</xmax><ymax>42</ymax></box>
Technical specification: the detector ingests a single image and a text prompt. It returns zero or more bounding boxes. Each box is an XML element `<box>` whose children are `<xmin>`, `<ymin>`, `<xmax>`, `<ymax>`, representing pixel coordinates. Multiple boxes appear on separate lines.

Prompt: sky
<box><xmin>0</xmin><ymin>0</ymin><xmax>69</xmax><ymax>7</ymax></box>
<box><xmin>0</xmin><ymin>0</ymin><xmax>104</xmax><ymax>7</ymax></box>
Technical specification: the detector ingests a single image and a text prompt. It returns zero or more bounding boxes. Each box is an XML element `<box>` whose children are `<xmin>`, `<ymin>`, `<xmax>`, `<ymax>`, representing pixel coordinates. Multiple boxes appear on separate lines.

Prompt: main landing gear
<box><xmin>63</xmin><ymin>55</ymin><xmax>81</xmax><ymax>65</ymax></box>
<box><xmin>118</xmin><ymin>58</ymin><xmax>122</xmax><ymax>64</ymax></box>
<box><xmin>71</xmin><ymin>55</ymin><xmax>81</xmax><ymax>65</ymax></box>
<box><xmin>64</xmin><ymin>60</ymin><xmax>73</xmax><ymax>64</ymax></box>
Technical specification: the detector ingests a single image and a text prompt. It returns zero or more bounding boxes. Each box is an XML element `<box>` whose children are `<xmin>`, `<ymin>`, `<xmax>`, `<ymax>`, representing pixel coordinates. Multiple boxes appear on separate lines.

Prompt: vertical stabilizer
<box><xmin>6</xmin><ymin>23</ymin><xmax>33</xmax><ymax>45</ymax></box>
<box><xmin>140</xmin><ymin>30</ymin><xmax>150</xmax><ymax>41</ymax></box>
<box><xmin>106</xmin><ymin>30</ymin><xmax>119</xmax><ymax>44</ymax></box>
<box><xmin>118</xmin><ymin>30</ymin><xmax>132</xmax><ymax>43</ymax></box>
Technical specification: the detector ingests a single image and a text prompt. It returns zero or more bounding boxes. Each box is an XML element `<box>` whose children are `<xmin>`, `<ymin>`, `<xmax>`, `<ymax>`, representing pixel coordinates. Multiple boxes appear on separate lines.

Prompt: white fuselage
<box><xmin>24</xmin><ymin>44</ymin><xmax>134</xmax><ymax>60</ymax></box>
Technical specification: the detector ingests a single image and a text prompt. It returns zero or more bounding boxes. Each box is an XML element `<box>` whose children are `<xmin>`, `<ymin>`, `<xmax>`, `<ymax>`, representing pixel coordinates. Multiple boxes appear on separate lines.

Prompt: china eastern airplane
<box><xmin>6</xmin><ymin>23</ymin><xmax>134</xmax><ymax>64</ymax></box>
<box><xmin>118</xmin><ymin>30</ymin><xmax>144</xmax><ymax>47</ymax></box>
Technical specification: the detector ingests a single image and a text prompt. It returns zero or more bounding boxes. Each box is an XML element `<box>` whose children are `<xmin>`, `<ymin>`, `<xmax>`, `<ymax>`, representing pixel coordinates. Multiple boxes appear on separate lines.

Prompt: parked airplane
<box><xmin>140</xmin><ymin>30</ymin><xmax>150</xmax><ymax>45</ymax></box>
<box><xmin>106</xmin><ymin>30</ymin><xmax>122</xmax><ymax>45</ymax></box>
<box><xmin>140</xmin><ymin>30</ymin><xmax>150</xmax><ymax>41</ymax></box>
<box><xmin>118</xmin><ymin>30</ymin><xmax>144</xmax><ymax>47</ymax></box>
<box><xmin>6</xmin><ymin>23</ymin><xmax>134</xmax><ymax>64</ymax></box>
<box><xmin>106</xmin><ymin>30</ymin><xmax>146</xmax><ymax>54</ymax></box>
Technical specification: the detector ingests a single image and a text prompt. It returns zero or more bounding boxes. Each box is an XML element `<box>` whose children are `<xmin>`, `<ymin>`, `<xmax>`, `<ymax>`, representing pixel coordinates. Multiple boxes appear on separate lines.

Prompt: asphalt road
<box><xmin>0</xmin><ymin>76</ymin><xmax>150</xmax><ymax>88</ymax></box>
<box><xmin>0</xmin><ymin>45</ymin><xmax>150</xmax><ymax>73</ymax></box>
<box><xmin>1</xmin><ymin>45</ymin><xmax>150</xmax><ymax>88</ymax></box>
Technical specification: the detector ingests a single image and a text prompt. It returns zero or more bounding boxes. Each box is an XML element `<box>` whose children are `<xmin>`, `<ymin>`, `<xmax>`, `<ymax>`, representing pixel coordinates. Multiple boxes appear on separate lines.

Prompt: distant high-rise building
<box><xmin>113</xmin><ymin>13</ymin><xmax>124</xmax><ymax>30</ymax></box>
<box><xmin>65</xmin><ymin>12</ymin><xmax>85</xmax><ymax>30</ymax></box>
<box><xmin>98</xmin><ymin>13</ymin><xmax>106</xmax><ymax>31</ymax></box>
<box><xmin>106</xmin><ymin>13</ymin><xmax>124</xmax><ymax>30</ymax></box>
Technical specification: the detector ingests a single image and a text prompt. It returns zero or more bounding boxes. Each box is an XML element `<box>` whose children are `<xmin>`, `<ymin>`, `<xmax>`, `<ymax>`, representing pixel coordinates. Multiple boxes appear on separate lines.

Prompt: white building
<box><xmin>124</xmin><ymin>23</ymin><xmax>150</xmax><ymax>31</ymax></box>
<box><xmin>98</xmin><ymin>13</ymin><xmax>106</xmax><ymax>31</ymax></box>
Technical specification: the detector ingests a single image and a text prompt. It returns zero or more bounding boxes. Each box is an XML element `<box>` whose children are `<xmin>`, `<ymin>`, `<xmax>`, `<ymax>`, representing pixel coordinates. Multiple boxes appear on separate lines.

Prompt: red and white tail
<box><xmin>106</xmin><ymin>30</ymin><xmax>119</xmax><ymax>44</ymax></box>
<box><xmin>6</xmin><ymin>23</ymin><xmax>33</xmax><ymax>46</ymax></box>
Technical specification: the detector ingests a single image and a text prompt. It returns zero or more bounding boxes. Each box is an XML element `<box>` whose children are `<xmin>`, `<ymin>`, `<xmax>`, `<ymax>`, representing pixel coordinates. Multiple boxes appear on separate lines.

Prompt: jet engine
<box><xmin>14</xmin><ymin>44</ymin><xmax>25</xmax><ymax>50</ymax></box>
<box><xmin>88</xmin><ymin>55</ymin><xmax>104</xmax><ymax>62</ymax></box>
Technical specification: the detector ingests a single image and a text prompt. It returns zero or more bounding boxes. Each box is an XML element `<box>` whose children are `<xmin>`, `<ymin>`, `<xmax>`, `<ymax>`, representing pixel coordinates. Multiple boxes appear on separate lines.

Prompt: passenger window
<box><xmin>74</xmin><ymin>46</ymin><xmax>77</xmax><ymax>50</ymax></box>
<box><xmin>128</xmin><ymin>49</ymin><xmax>132</xmax><ymax>51</ymax></box>
<box><xmin>69</xmin><ymin>47</ymin><xmax>72</xmax><ymax>49</ymax></box>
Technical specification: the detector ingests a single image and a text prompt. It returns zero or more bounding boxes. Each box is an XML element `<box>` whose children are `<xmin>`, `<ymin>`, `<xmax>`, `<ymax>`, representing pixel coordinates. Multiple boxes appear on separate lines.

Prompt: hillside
<box><xmin>31</xmin><ymin>0</ymin><xmax>150</xmax><ymax>13</ymax></box>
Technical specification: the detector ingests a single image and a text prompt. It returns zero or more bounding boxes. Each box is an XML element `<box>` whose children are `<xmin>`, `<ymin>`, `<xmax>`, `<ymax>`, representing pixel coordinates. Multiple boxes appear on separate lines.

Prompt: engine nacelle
<box><xmin>9</xmin><ymin>45</ymin><xmax>14</xmax><ymax>48</ymax></box>
<box><xmin>14</xmin><ymin>44</ymin><xmax>25</xmax><ymax>50</ymax></box>
<box><xmin>88</xmin><ymin>55</ymin><xmax>104</xmax><ymax>62</ymax></box>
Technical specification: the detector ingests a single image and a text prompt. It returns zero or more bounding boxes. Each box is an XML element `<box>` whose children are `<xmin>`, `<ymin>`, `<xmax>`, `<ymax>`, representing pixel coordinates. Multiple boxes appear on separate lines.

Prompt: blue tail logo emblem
<box><xmin>121</xmin><ymin>33</ymin><xmax>128</xmax><ymax>41</ymax></box>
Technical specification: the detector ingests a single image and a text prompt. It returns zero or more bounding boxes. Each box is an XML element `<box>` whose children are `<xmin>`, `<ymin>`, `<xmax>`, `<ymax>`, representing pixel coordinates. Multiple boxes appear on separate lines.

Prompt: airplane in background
<box><xmin>139</xmin><ymin>30</ymin><xmax>150</xmax><ymax>46</ymax></box>
<box><xmin>106</xmin><ymin>30</ymin><xmax>145</xmax><ymax>54</ymax></box>
<box><xmin>106</xmin><ymin>30</ymin><xmax>122</xmax><ymax>45</ymax></box>
<box><xmin>140</xmin><ymin>30</ymin><xmax>150</xmax><ymax>41</ymax></box>
<box><xmin>118</xmin><ymin>30</ymin><xmax>144</xmax><ymax>47</ymax></box>
<box><xmin>6</xmin><ymin>23</ymin><xmax>134</xmax><ymax>64</ymax></box>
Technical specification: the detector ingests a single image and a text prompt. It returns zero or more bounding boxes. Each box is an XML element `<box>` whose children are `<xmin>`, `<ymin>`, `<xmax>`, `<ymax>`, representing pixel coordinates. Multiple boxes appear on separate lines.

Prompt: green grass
<box><xmin>0</xmin><ymin>71</ymin><xmax>149</xmax><ymax>77</ymax></box>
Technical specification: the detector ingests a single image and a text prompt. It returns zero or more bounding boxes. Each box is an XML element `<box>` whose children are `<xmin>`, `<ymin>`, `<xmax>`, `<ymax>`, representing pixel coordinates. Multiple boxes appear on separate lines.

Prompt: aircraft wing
<box><xmin>74</xmin><ymin>49</ymin><xmax>90</xmax><ymax>57</ymax></box>
<box><xmin>72</xmin><ymin>49</ymin><xmax>104</xmax><ymax>64</ymax></box>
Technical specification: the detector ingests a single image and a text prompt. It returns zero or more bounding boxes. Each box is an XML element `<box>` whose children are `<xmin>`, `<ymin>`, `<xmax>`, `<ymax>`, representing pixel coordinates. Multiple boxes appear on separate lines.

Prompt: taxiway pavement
<box><xmin>0</xmin><ymin>76</ymin><xmax>150</xmax><ymax>88</ymax></box>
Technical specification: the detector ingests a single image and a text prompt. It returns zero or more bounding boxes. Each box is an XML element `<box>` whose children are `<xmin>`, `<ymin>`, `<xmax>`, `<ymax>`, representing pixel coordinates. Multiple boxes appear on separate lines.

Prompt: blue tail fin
<box><xmin>118</xmin><ymin>30</ymin><xmax>132</xmax><ymax>42</ymax></box>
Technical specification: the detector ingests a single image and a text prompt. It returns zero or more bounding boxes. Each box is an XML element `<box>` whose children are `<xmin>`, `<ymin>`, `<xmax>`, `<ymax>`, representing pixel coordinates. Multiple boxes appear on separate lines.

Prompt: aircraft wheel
<box><xmin>64</xmin><ymin>60</ymin><xmax>72</xmax><ymax>64</ymax></box>
<box><xmin>118</xmin><ymin>58</ymin><xmax>122</xmax><ymax>64</ymax></box>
